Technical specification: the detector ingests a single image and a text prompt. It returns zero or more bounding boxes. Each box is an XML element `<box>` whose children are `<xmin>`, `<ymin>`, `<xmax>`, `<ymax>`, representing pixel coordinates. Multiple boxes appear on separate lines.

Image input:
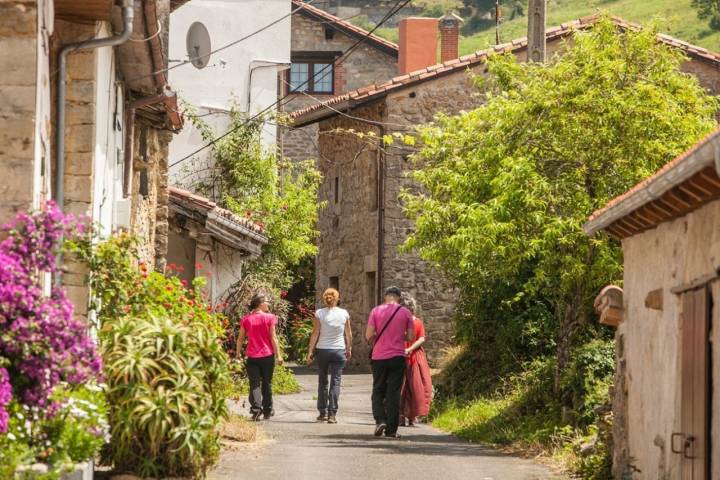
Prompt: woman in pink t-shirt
<box><xmin>236</xmin><ymin>293</ymin><xmax>283</xmax><ymax>421</ymax></box>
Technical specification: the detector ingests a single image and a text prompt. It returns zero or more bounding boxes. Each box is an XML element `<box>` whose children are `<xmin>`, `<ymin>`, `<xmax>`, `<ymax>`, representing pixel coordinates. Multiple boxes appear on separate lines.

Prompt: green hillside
<box><xmin>371</xmin><ymin>0</ymin><xmax>720</xmax><ymax>55</ymax></box>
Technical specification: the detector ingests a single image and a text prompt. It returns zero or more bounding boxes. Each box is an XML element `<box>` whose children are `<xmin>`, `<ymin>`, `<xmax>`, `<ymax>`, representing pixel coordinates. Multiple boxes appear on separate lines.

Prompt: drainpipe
<box><xmin>247</xmin><ymin>59</ymin><xmax>291</xmax><ymax>111</ymax></box>
<box><xmin>55</xmin><ymin>0</ymin><xmax>134</xmax><ymax>211</ymax></box>
<box><xmin>123</xmin><ymin>86</ymin><xmax>178</xmax><ymax>197</ymax></box>
<box><xmin>54</xmin><ymin>0</ymin><xmax>134</xmax><ymax>285</ymax></box>
<box><xmin>376</xmin><ymin>127</ymin><xmax>386</xmax><ymax>304</ymax></box>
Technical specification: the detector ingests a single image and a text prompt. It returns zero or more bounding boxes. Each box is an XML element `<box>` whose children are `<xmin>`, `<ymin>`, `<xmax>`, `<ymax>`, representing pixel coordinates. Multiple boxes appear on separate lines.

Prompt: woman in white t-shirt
<box><xmin>307</xmin><ymin>288</ymin><xmax>352</xmax><ymax>424</ymax></box>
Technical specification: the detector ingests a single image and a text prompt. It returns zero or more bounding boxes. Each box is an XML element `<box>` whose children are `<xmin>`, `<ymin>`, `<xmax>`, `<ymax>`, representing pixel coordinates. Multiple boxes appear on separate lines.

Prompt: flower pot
<box><xmin>60</xmin><ymin>461</ymin><xmax>94</xmax><ymax>480</ymax></box>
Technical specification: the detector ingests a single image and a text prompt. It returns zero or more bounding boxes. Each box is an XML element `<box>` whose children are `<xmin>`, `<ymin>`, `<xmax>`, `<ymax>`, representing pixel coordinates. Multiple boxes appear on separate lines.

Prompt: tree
<box><xmin>691</xmin><ymin>0</ymin><xmax>720</xmax><ymax>30</ymax></box>
<box><xmin>402</xmin><ymin>18</ymin><xmax>718</xmax><ymax>391</ymax></box>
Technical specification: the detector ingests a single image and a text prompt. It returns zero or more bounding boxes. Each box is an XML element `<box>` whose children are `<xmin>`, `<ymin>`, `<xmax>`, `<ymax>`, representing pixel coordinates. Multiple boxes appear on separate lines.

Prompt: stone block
<box><xmin>0</xmin><ymin>2</ymin><xmax>36</xmax><ymax>37</ymax></box>
<box><xmin>64</xmin><ymin>174</ymin><xmax>92</xmax><ymax>203</ymax></box>
<box><xmin>0</xmin><ymin>85</ymin><xmax>36</xmax><ymax>115</ymax></box>
<box><xmin>65</xmin><ymin>152</ymin><xmax>93</xmax><ymax>176</ymax></box>
<box><xmin>64</xmin><ymin>124</ymin><xmax>94</xmax><ymax>153</ymax></box>
<box><xmin>0</xmin><ymin>115</ymin><xmax>35</xmax><ymax>158</ymax></box>
<box><xmin>0</xmin><ymin>158</ymin><xmax>33</xmax><ymax>204</ymax></box>
<box><xmin>64</xmin><ymin>200</ymin><xmax>91</xmax><ymax>218</ymax></box>
<box><xmin>0</xmin><ymin>38</ymin><xmax>36</xmax><ymax>85</ymax></box>
<box><xmin>64</xmin><ymin>285</ymin><xmax>88</xmax><ymax>315</ymax></box>
<box><xmin>66</xmin><ymin>80</ymin><xmax>95</xmax><ymax>103</ymax></box>
<box><xmin>66</xmin><ymin>102</ymin><xmax>95</xmax><ymax>126</ymax></box>
<box><xmin>67</xmin><ymin>51</ymin><xmax>96</xmax><ymax>82</ymax></box>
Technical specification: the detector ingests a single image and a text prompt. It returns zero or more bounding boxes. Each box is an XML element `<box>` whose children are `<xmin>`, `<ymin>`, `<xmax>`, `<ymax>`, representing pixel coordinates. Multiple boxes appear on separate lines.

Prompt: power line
<box><xmin>128</xmin><ymin>0</ymin><xmax>318</xmax><ymax>83</ymax></box>
<box><xmin>169</xmin><ymin>0</ymin><xmax>412</xmax><ymax>169</ymax></box>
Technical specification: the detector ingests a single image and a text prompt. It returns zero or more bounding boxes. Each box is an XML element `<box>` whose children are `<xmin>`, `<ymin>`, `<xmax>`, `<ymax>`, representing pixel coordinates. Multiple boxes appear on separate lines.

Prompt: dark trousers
<box><xmin>246</xmin><ymin>355</ymin><xmax>275</xmax><ymax>415</ymax></box>
<box><xmin>316</xmin><ymin>348</ymin><xmax>346</xmax><ymax>415</ymax></box>
<box><xmin>371</xmin><ymin>356</ymin><xmax>406</xmax><ymax>435</ymax></box>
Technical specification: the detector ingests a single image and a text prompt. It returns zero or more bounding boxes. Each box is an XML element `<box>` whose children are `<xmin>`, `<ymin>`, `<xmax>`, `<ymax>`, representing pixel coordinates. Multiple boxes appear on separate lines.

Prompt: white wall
<box><xmin>92</xmin><ymin>23</ymin><xmax>125</xmax><ymax>238</ymax></box>
<box><xmin>168</xmin><ymin>0</ymin><xmax>291</xmax><ymax>188</ymax></box>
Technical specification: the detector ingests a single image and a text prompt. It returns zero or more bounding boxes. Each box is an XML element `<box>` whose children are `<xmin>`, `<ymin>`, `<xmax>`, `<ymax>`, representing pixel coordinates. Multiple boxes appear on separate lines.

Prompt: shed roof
<box><xmin>290</xmin><ymin>15</ymin><xmax>720</xmax><ymax>127</ymax></box>
<box><xmin>169</xmin><ymin>187</ymin><xmax>268</xmax><ymax>255</ymax></box>
<box><xmin>584</xmin><ymin>127</ymin><xmax>720</xmax><ymax>239</ymax></box>
<box><xmin>292</xmin><ymin>0</ymin><xmax>399</xmax><ymax>57</ymax></box>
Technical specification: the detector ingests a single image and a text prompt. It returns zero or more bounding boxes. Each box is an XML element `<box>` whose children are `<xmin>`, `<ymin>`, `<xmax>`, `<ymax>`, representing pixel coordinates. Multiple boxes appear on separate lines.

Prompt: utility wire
<box><xmin>128</xmin><ymin>0</ymin><xmax>318</xmax><ymax>83</ymax></box>
<box><xmin>169</xmin><ymin>0</ymin><xmax>412</xmax><ymax>169</ymax></box>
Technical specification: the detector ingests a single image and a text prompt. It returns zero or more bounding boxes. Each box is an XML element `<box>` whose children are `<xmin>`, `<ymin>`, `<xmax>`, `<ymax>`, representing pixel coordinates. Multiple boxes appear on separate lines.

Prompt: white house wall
<box><xmin>168</xmin><ymin>0</ymin><xmax>291</xmax><ymax>189</ymax></box>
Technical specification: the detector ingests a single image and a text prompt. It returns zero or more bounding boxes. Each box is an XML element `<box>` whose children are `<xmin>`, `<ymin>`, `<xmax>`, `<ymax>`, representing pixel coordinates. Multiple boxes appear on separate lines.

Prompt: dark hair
<box><xmin>384</xmin><ymin>286</ymin><xmax>402</xmax><ymax>298</ymax></box>
<box><xmin>249</xmin><ymin>294</ymin><xmax>267</xmax><ymax>311</ymax></box>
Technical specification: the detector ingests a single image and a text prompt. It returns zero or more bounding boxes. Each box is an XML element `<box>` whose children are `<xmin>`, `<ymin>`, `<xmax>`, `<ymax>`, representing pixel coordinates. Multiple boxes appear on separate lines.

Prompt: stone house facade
<box><xmin>281</xmin><ymin>0</ymin><xmax>399</xmax><ymax>164</ymax></box>
<box><xmin>586</xmin><ymin>127</ymin><xmax>720</xmax><ymax>480</ymax></box>
<box><xmin>0</xmin><ymin>0</ymin><xmax>185</xmax><ymax>317</ymax></box>
<box><xmin>291</xmin><ymin>16</ymin><xmax>720</xmax><ymax>370</ymax></box>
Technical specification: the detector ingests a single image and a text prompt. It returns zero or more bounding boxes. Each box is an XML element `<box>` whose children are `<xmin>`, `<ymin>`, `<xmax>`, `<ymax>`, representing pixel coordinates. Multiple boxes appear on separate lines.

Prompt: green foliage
<box><xmin>285</xmin><ymin>300</ymin><xmax>315</xmax><ymax>364</ymax></box>
<box><xmin>189</xmin><ymin>110</ymin><xmax>323</xmax><ymax>290</ymax></box>
<box><xmin>691</xmin><ymin>0</ymin><xmax>720</xmax><ymax>30</ymax></box>
<box><xmin>75</xmin><ymin>235</ymin><xmax>231</xmax><ymax>478</ymax></box>
<box><xmin>0</xmin><ymin>385</ymin><xmax>108</xmax><ymax>480</ymax></box>
<box><xmin>403</xmin><ymin>16</ymin><xmax>717</xmax><ymax>382</ymax></box>
<box><xmin>232</xmin><ymin>363</ymin><xmax>301</xmax><ymax>397</ymax></box>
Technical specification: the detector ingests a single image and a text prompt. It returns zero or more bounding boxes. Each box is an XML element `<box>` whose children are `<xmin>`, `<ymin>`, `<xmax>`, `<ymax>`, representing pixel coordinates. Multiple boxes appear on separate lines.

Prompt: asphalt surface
<box><xmin>209</xmin><ymin>366</ymin><xmax>565</xmax><ymax>480</ymax></box>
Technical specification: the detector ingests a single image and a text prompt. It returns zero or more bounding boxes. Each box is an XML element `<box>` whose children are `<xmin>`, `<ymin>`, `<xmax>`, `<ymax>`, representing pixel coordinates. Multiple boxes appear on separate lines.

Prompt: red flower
<box><xmin>163</xmin><ymin>302</ymin><xmax>171</xmax><ymax>309</ymax></box>
<box><xmin>176</xmin><ymin>265</ymin><xmax>185</xmax><ymax>273</ymax></box>
<box><xmin>165</xmin><ymin>286</ymin><xmax>173</xmax><ymax>292</ymax></box>
<box><xmin>166</xmin><ymin>263</ymin><xmax>177</xmax><ymax>272</ymax></box>
<box><xmin>181</xmin><ymin>279</ymin><xmax>188</xmax><ymax>287</ymax></box>
<box><xmin>195</xmin><ymin>262</ymin><xmax>204</xmax><ymax>270</ymax></box>
<box><xmin>280</xmin><ymin>291</ymin><xmax>288</xmax><ymax>298</ymax></box>
<box><xmin>245</xmin><ymin>210</ymin><xmax>252</xmax><ymax>218</ymax></box>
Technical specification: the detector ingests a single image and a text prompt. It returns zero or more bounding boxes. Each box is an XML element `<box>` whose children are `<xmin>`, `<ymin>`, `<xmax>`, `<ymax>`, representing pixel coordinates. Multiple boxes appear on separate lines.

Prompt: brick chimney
<box><xmin>398</xmin><ymin>17</ymin><xmax>438</xmax><ymax>75</ymax></box>
<box><xmin>439</xmin><ymin>12</ymin><xmax>463</xmax><ymax>63</ymax></box>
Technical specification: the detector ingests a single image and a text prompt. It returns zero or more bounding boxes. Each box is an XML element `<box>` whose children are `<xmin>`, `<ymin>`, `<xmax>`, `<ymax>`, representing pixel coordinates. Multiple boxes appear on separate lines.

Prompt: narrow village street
<box><xmin>210</xmin><ymin>367</ymin><xmax>563</xmax><ymax>480</ymax></box>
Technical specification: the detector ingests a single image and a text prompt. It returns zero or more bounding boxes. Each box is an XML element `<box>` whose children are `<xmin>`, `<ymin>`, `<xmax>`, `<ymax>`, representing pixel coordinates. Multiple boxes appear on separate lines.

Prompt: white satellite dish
<box><xmin>186</xmin><ymin>22</ymin><xmax>211</xmax><ymax>69</ymax></box>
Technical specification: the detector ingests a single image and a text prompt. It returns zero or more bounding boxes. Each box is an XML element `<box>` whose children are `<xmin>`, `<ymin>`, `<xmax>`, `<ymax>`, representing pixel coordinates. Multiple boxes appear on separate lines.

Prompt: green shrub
<box><xmin>101</xmin><ymin>312</ymin><xmax>230</xmax><ymax>478</ymax></box>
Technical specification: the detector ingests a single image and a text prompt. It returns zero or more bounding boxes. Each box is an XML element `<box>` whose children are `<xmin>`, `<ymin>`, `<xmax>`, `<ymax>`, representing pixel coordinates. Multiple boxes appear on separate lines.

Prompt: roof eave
<box><xmin>584</xmin><ymin>134</ymin><xmax>720</xmax><ymax>236</ymax></box>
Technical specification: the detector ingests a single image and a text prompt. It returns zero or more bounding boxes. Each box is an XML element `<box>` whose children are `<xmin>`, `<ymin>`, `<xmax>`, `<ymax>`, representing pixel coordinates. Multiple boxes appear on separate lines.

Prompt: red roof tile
<box><xmin>292</xmin><ymin>0</ymin><xmax>399</xmax><ymax>57</ymax></box>
<box><xmin>291</xmin><ymin>15</ymin><xmax>720</xmax><ymax>127</ymax></box>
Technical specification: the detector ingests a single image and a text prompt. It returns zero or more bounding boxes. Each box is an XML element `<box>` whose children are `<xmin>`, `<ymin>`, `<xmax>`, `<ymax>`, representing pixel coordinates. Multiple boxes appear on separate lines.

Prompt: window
<box><xmin>289</xmin><ymin>52</ymin><xmax>340</xmax><ymax>94</ymax></box>
<box><xmin>329</xmin><ymin>276</ymin><xmax>339</xmax><ymax>291</ymax></box>
<box><xmin>334</xmin><ymin>176</ymin><xmax>340</xmax><ymax>204</ymax></box>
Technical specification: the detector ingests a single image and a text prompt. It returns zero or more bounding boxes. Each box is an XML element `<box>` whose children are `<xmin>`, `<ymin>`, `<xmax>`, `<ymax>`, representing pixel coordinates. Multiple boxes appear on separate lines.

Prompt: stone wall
<box><xmin>620</xmin><ymin>199</ymin><xmax>720</xmax><ymax>479</ymax></box>
<box><xmin>0</xmin><ymin>0</ymin><xmax>39</xmax><ymax>226</ymax></box>
<box><xmin>281</xmin><ymin>12</ymin><xmax>398</xmax><ymax>164</ymax></box>
<box><xmin>130</xmin><ymin>126</ymin><xmax>173</xmax><ymax>271</ymax></box>
<box><xmin>315</xmin><ymin>102</ymin><xmax>385</xmax><ymax>370</ymax></box>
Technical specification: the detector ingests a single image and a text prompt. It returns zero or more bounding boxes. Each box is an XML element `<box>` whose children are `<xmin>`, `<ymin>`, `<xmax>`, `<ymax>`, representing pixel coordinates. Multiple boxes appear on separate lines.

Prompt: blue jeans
<box><xmin>316</xmin><ymin>349</ymin><xmax>346</xmax><ymax>415</ymax></box>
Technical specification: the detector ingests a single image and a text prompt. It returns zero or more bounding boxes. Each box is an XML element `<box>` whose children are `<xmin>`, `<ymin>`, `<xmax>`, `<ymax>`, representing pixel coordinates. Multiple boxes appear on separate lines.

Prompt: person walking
<box><xmin>399</xmin><ymin>293</ymin><xmax>433</xmax><ymax>427</ymax></box>
<box><xmin>365</xmin><ymin>286</ymin><xmax>415</xmax><ymax>439</ymax></box>
<box><xmin>236</xmin><ymin>293</ymin><xmax>283</xmax><ymax>421</ymax></box>
<box><xmin>307</xmin><ymin>288</ymin><xmax>352</xmax><ymax>424</ymax></box>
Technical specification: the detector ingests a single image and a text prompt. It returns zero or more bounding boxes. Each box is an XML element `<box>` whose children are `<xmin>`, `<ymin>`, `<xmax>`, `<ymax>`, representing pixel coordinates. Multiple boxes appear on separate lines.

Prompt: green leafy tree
<box><xmin>402</xmin><ymin>18</ymin><xmax>718</xmax><ymax>391</ymax></box>
<box><xmin>691</xmin><ymin>0</ymin><xmax>720</xmax><ymax>30</ymax></box>
<box><xmin>187</xmin><ymin>109</ymin><xmax>323</xmax><ymax>289</ymax></box>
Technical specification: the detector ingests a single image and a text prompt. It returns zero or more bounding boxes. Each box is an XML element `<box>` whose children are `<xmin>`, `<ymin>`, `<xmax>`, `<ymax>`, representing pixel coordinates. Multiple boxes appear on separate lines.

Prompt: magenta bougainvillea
<box><xmin>0</xmin><ymin>367</ymin><xmax>10</xmax><ymax>433</ymax></box>
<box><xmin>0</xmin><ymin>202</ymin><xmax>102</xmax><ymax>413</ymax></box>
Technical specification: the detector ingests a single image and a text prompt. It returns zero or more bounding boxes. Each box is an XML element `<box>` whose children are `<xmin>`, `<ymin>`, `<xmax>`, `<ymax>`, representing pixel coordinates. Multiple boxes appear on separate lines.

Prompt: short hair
<box><xmin>384</xmin><ymin>286</ymin><xmax>402</xmax><ymax>299</ymax></box>
<box><xmin>248</xmin><ymin>293</ymin><xmax>268</xmax><ymax>310</ymax></box>
<box><xmin>400</xmin><ymin>292</ymin><xmax>416</xmax><ymax>313</ymax></box>
<box><xmin>322</xmin><ymin>288</ymin><xmax>339</xmax><ymax>301</ymax></box>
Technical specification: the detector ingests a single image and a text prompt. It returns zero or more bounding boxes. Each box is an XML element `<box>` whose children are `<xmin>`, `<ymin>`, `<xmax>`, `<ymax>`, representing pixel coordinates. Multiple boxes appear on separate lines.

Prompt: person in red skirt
<box><xmin>399</xmin><ymin>293</ymin><xmax>433</xmax><ymax>426</ymax></box>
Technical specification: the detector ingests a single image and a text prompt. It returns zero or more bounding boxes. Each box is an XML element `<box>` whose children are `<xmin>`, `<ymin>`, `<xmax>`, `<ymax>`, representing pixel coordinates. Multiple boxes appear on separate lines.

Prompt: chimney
<box><xmin>398</xmin><ymin>17</ymin><xmax>438</xmax><ymax>75</ymax></box>
<box><xmin>439</xmin><ymin>12</ymin><xmax>463</xmax><ymax>63</ymax></box>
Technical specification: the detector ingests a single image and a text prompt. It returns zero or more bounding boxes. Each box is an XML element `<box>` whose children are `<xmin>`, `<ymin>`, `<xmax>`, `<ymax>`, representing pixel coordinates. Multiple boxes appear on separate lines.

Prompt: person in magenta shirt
<box><xmin>365</xmin><ymin>286</ymin><xmax>415</xmax><ymax>438</ymax></box>
<box><xmin>236</xmin><ymin>293</ymin><xmax>283</xmax><ymax>421</ymax></box>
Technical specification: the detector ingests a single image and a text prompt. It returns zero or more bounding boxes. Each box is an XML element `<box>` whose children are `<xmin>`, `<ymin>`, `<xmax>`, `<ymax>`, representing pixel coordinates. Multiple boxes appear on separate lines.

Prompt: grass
<box><xmin>365</xmin><ymin>0</ymin><xmax>720</xmax><ymax>55</ymax></box>
<box><xmin>460</xmin><ymin>0</ymin><xmax>720</xmax><ymax>55</ymax></box>
<box><xmin>219</xmin><ymin>414</ymin><xmax>264</xmax><ymax>443</ymax></box>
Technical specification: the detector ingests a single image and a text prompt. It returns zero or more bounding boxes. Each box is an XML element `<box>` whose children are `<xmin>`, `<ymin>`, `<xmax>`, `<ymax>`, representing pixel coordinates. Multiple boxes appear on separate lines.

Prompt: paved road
<box><xmin>209</xmin><ymin>366</ymin><xmax>564</xmax><ymax>480</ymax></box>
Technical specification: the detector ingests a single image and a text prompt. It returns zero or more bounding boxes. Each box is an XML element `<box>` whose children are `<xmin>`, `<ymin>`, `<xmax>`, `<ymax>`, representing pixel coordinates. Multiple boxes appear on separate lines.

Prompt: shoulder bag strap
<box><xmin>372</xmin><ymin>305</ymin><xmax>402</xmax><ymax>347</ymax></box>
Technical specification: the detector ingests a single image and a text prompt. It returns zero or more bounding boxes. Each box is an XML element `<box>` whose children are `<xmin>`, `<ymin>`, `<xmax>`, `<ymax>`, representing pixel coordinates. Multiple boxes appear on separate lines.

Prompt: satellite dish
<box><xmin>186</xmin><ymin>22</ymin><xmax>211</xmax><ymax>69</ymax></box>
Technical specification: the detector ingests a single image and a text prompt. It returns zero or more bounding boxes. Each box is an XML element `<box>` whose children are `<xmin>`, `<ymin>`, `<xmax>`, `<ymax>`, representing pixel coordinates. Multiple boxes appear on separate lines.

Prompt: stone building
<box><xmin>0</xmin><ymin>0</ymin><xmax>185</xmax><ymax>316</ymax></box>
<box><xmin>290</xmin><ymin>16</ymin><xmax>720</xmax><ymax>370</ymax></box>
<box><xmin>281</xmin><ymin>0</ymin><xmax>399</xmax><ymax>164</ymax></box>
<box><xmin>586</xmin><ymin>127</ymin><xmax>720</xmax><ymax>480</ymax></box>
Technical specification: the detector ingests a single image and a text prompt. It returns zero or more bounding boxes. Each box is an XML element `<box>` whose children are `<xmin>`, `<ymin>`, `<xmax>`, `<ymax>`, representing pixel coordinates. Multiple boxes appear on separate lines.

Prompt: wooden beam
<box><xmin>677</xmin><ymin>183</ymin><xmax>704</xmax><ymax>203</ymax></box>
<box><xmin>55</xmin><ymin>0</ymin><xmax>113</xmax><ymax>23</ymax></box>
<box><xmin>699</xmin><ymin>170</ymin><xmax>720</xmax><ymax>189</ymax></box>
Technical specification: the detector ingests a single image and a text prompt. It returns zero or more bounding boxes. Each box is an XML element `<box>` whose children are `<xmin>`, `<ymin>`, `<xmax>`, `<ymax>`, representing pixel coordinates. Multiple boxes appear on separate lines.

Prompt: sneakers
<box><xmin>327</xmin><ymin>415</ymin><xmax>337</xmax><ymax>424</ymax></box>
<box><xmin>317</xmin><ymin>413</ymin><xmax>327</xmax><ymax>422</ymax></box>
<box><xmin>385</xmin><ymin>432</ymin><xmax>402</xmax><ymax>439</ymax></box>
<box><xmin>251</xmin><ymin>410</ymin><xmax>263</xmax><ymax>422</ymax></box>
<box><xmin>374</xmin><ymin>423</ymin><xmax>387</xmax><ymax>437</ymax></box>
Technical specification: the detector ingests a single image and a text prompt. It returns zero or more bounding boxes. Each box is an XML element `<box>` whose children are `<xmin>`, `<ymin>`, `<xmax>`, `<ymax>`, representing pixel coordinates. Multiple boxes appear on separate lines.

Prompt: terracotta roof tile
<box><xmin>291</xmin><ymin>16</ymin><xmax>720</xmax><ymax>126</ymax></box>
<box><xmin>291</xmin><ymin>0</ymin><xmax>399</xmax><ymax>56</ymax></box>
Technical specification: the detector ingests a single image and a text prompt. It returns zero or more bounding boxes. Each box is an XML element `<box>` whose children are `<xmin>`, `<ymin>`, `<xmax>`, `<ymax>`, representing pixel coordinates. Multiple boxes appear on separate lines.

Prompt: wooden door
<box><xmin>677</xmin><ymin>286</ymin><xmax>711</xmax><ymax>480</ymax></box>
